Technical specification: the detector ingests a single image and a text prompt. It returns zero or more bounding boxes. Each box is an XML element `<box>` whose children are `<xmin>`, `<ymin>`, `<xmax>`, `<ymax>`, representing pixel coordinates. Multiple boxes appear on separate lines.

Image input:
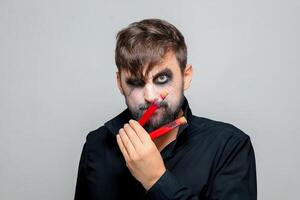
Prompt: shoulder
<box><xmin>86</xmin><ymin>125</ymin><xmax>110</xmax><ymax>140</ymax></box>
<box><xmin>84</xmin><ymin>125</ymin><xmax>115</xmax><ymax>152</ymax></box>
<box><xmin>190</xmin><ymin>115</ymin><xmax>250</xmax><ymax>144</ymax></box>
<box><xmin>190</xmin><ymin>116</ymin><xmax>255</xmax><ymax>166</ymax></box>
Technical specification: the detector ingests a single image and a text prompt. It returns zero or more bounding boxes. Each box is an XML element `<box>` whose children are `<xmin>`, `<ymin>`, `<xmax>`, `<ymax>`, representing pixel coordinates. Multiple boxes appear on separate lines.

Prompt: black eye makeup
<box><xmin>126</xmin><ymin>78</ymin><xmax>145</xmax><ymax>87</ymax></box>
<box><xmin>125</xmin><ymin>68</ymin><xmax>173</xmax><ymax>88</ymax></box>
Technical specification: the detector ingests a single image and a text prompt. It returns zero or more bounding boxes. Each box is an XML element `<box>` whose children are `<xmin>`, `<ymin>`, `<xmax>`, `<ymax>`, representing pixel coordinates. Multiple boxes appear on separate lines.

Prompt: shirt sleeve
<box><xmin>210</xmin><ymin>136</ymin><xmax>257</xmax><ymax>200</ymax></box>
<box><xmin>74</xmin><ymin>142</ymin><xmax>88</xmax><ymax>200</ymax></box>
<box><xmin>145</xmin><ymin>169</ymin><xmax>200</xmax><ymax>199</ymax></box>
<box><xmin>145</xmin><ymin>136</ymin><xmax>257</xmax><ymax>200</ymax></box>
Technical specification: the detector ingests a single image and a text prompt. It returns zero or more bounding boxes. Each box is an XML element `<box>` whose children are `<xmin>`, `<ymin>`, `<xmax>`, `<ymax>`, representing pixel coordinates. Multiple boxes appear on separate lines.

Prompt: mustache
<box><xmin>139</xmin><ymin>101</ymin><xmax>168</xmax><ymax>111</ymax></box>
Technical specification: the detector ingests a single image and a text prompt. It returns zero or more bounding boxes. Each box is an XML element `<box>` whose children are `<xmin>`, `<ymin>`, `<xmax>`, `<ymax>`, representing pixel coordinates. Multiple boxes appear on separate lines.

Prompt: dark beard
<box><xmin>128</xmin><ymin>92</ymin><xmax>185</xmax><ymax>132</ymax></box>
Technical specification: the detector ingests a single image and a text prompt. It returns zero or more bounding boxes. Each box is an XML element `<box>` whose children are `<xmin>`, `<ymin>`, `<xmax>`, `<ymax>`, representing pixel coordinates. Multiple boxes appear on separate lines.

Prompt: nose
<box><xmin>143</xmin><ymin>84</ymin><xmax>159</xmax><ymax>104</ymax></box>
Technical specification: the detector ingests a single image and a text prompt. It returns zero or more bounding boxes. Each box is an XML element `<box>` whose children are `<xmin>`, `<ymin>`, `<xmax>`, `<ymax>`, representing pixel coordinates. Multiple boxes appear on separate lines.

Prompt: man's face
<box><xmin>117</xmin><ymin>52</ymin><xmax>191</xmax><ymax>132</ymax></box>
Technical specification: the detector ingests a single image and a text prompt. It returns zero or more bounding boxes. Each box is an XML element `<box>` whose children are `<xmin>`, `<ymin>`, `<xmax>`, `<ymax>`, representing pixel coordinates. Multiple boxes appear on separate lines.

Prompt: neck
<box><xmin>153</xmin><ymin>109</ymin><xmax>184</xmax><ymax>152</ymax></box>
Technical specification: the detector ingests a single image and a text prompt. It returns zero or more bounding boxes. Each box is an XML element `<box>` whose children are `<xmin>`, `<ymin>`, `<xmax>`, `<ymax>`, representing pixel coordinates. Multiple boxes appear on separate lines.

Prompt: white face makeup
<box><xmin>117</xmin><ymin>52</ymin><xmax>186</xmax><ymax>132</ymax></box>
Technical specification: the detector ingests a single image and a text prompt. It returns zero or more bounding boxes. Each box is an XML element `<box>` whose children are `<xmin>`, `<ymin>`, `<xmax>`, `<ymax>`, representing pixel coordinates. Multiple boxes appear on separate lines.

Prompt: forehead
<box><xmin>121</xmin><ymin>52</ymin><xmax>180</xmax><ymax>80</ymax></box>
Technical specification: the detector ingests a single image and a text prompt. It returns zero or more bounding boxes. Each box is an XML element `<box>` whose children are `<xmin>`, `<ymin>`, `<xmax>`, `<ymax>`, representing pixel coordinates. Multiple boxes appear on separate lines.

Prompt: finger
<box><xmin>123</xmin><ymin>123</ymin><xmax>144</xmax><ymax>150</ymax></box>
<box><xmin>116</xmin><ymin>134</ymin><xmax>130</xmax><ymax>161</ymax></box>
<box><xmin>119</xmin><ymin>128</ymin><xmax>137</xmax><ymax>160</ymax></box>
<box><xmin>129</xmin><ymin>119</ymin><xmax>151</xmax><ymax>143</ymax></box>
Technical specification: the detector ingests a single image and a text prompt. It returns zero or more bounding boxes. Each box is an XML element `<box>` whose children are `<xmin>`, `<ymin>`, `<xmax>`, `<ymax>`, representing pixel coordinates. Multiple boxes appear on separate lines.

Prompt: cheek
<box><xmin>122</xmin><ymin>84</ymin><xmax>142</xmax><ymax>97</ymax></box>
<box><xmin>126</xmin><ymin>87</ymin><xmax>144</xmax><ymax>98</ymax></box>
<box><xmin>156</xmin><ymin>81</ymin><xmax>183</xmax><ymax>107</ymax></box>
<box><xmin>124</xmin><ymin>88</ymin><xmax>144</xmax><ymax>108</ymax></box>
<box><xmin>156</xmin><ymin>80</ymin><xmax>181</xmax><ymax>98</ymax></box>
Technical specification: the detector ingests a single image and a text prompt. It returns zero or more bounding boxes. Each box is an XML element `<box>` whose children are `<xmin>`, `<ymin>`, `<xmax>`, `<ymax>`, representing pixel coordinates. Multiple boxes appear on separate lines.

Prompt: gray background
<box><xmin>1</xmin><ymin>0</ymin><xmax>299</xmax><ymax>199</ymax></box>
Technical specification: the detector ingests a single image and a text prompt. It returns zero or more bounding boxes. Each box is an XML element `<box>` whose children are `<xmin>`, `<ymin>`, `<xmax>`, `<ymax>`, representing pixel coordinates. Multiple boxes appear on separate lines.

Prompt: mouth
<box><xmin>142</xmin><ymin>106</ymin><xmax>164</xmax><ymax>114</ymax></box>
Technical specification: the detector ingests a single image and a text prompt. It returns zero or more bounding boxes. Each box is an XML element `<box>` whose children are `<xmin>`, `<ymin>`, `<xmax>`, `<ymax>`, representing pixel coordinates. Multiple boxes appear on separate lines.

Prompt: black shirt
<box><xmin>74</xmin><ymin>97</ymin><xmax>257</xmax><ymax>200</ymax></box>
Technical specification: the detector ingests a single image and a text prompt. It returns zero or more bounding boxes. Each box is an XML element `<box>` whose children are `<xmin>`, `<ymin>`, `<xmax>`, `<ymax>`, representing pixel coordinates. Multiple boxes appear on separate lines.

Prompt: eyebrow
<box><xmin>125</xmin><ymin>67</ymin><xmax>173</xmax><ymax>83</ymax></box>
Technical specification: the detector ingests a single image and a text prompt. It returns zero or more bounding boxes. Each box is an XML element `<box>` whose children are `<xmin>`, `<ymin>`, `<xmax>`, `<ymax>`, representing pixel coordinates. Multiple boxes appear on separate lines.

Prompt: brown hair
<box><xmin>115</xmin><ymin>18</ymin><xmax>187</xmax><ymax>79</ymax></box>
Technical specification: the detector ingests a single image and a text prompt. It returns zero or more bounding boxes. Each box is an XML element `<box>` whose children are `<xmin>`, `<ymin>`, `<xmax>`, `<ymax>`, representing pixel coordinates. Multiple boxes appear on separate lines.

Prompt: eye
<box><xmin>126</xmin><ymin>79</ymin><xmax>145</xmax><ymax>87</ymax></box>
<box><xmin>155</xmin><ymin>75</ymin><xmax>169</xmax><ymax>84</ymax></box>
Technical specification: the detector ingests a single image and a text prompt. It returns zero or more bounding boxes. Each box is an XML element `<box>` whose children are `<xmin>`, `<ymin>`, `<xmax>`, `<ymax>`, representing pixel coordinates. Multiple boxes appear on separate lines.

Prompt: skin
<box><xmin>116</xmin><ymin>51</ymin><xmax>193</xmax><ymax>191</ymax></box>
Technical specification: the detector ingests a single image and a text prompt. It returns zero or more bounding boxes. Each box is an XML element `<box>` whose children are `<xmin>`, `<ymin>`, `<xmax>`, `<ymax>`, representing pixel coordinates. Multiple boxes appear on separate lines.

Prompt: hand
<box><xmin>116</xmin><ymin>119</ymin><xmax>166</xmax><ymax>190</ymax></box>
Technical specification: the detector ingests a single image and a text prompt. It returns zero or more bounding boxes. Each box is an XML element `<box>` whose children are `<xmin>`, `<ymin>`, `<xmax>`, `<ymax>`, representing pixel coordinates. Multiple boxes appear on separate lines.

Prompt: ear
<box><xmin>116</xmin><ymin>71</ymin><xmax>124</xmax><ymax>95</ymax></box>
<box><xmin>183</xmin><ymin>64</ymin><xmax>193</xmax><ymax>91</ymax></box>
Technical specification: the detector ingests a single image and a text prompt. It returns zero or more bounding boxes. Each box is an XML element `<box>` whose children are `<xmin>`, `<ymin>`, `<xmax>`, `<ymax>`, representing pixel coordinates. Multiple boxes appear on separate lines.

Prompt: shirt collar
<box><xmin>104</xmin><ymin>96</ymin><xmax>193</xmax><ymax>137</ymax></box>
